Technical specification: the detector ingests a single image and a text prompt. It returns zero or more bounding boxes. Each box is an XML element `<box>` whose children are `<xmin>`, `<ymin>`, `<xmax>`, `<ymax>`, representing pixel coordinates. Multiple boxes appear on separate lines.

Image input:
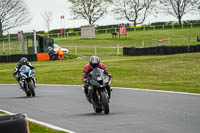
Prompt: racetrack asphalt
<box><xmin>0</xmin><ymin>84</ymin><xmax>200</xmax><ymax>133</ymax></box>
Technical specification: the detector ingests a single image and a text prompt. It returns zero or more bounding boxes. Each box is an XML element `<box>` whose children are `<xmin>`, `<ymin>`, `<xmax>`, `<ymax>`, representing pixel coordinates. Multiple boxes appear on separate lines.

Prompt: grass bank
<box><xmin>52</xmin><ymin>28</ymin><xmax>200</xmax><ymax>56</ymax></box>
<box><xmin>0</xmin><ymin>53</ymin><xmax>200</xmax><ymax>93</ymax></box>
<box><xmin>54</xmin><ymin>28</ymin><xmax>200</xmax><ymax>47</ymax></box>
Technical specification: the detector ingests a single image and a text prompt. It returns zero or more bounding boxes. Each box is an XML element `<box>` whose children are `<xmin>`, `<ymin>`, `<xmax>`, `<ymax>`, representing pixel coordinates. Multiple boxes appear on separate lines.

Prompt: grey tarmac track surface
<box><xmin>0</xmin><ymin>84</ymin><xmax>200</xmax><ymax>133</ymax></box>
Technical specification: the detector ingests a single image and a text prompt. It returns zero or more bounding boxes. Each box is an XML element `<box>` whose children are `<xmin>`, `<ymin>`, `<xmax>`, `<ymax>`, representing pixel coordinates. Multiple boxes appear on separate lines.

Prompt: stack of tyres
<box><xmin>10</xmin><ymin>55</ymin><xmax>16</xmax><ymax>62</ymax></box>
<box><xmin>1</xmin><ymin>56</ymin><xmax>8</xmax><ymax>63</ymax></box>
<box><xmin>16</xmin><ymin>54</ymin><xmax>24</xmax><ymax>62</ymax></box>
<box><xmin>190</xmin><ymin>45</ymin><xmax>197</xmax><ymax>52</ymax></box>
<box><xmin>196</xmin><ymin>45</ymin><xmax>200</xmax><ymax>52</ymax></box>
<box><xmin>0</xmin><ymin>114</ymin><xmax>30</xmax><ymax>133</ymax></box>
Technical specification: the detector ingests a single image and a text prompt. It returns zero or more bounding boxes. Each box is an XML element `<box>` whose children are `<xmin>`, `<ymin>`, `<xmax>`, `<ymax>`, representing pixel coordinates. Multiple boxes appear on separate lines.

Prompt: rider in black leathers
<box><xmin>13</xmin><ymin>57</ymin><xmax>36</xmax><ymax>88</ymax></box>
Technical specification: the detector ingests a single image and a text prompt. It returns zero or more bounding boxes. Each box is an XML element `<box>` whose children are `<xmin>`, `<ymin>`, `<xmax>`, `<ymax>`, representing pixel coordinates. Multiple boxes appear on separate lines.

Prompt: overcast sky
<box><xmin>10</xmin><ymin>0</ymin><xmax>200</xmax><ymax>33</ymax></box>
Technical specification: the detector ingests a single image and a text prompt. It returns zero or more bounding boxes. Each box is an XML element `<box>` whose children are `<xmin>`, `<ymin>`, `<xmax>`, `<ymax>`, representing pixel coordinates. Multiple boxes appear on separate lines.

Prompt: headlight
<box><xmin>97</xmin><ymin>77</ymin><xmax>102</xmax><ymax>81</ymax></box>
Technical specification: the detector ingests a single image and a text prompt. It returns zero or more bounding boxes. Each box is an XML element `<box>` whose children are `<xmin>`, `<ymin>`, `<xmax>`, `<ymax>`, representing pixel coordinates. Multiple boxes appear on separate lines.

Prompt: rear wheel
<box><xmin>100</xmin><ymin>91</ymin><xmax>109</xmax><ymax>115</ymax></box>
<box><xmin>28</xmin><ymin>81</ymin><xmax>35</xmax><ymax>97</ymax></box>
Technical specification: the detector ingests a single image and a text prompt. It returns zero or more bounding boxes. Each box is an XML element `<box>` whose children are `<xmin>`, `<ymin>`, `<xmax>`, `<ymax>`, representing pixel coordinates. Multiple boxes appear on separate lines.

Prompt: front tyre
<box><xmin>93</xmin><ymin>104</ymin><xmax>102</xmax><ymax>113</ymax></box>
<box><xmin>24</xmin><ymin>83</ymin><xmax>31</xmax><ymax>97</ymax></box>
<box><xmin>100</xmin><ymin>91</ymin><xmax>109</xmax><ymax>115</ymax></box>
<box><xmin>28</xmin><ymin>81</ymin><xmax>35</xmax><ymax>97</ymax></box>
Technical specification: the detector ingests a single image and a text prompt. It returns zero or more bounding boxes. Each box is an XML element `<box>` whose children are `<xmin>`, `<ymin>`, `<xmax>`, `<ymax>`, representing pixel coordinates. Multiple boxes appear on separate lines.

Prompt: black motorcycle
<box><xmin>87</xmin><ymin>67</ymin><xmax>111</xmax><ymax>115</ymax></box>
<box><xmin>19</xmin><ymin>65</ymin><xmax>36</xmax><ymax>97</ymax></box>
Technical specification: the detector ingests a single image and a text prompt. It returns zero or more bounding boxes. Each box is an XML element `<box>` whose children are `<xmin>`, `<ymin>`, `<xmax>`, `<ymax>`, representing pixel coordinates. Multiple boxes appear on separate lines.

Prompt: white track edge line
<box><xmin>1</xmin><ymin>84</ymin><xmax>200</xmax><ymax>96</ymax></box>
<box><xmin>40</xmin><ymin>84</ymin><xmax>200</xmax><ymax>96</ymax></box>
<box><xmin>0</xmin><ymin>109</ymin><xmax>76</xmax><ymax>133</ymax></box>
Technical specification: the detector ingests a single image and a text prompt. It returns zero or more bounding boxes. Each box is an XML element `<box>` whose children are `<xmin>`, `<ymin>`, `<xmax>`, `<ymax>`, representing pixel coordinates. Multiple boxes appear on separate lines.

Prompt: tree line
<box><xmin>0</xmin><ymin>0</ymin><xmax>200</xmax><ymax>37</ymax></box>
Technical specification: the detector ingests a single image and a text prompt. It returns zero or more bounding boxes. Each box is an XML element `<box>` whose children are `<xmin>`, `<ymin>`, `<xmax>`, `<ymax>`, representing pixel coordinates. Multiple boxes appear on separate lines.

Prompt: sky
<box><xmin>10</xmin><ymin>0</ymin><xmax>200</xmax><ymax>33</ymax></box>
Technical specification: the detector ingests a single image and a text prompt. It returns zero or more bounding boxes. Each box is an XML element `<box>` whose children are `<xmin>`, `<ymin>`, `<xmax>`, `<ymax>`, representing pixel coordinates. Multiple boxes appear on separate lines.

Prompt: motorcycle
<box><xmin>87</xmin><ymin>67</ymin><xmax>111</xmax><ymax>115</ymax></box>
<box><xmin>19</xmin><ymin>65</ymin><xmax>36</xmax><ymax>97</ymax></box>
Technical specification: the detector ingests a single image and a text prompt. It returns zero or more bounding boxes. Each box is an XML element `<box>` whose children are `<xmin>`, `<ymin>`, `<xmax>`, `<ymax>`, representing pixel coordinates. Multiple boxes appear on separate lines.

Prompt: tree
<box><xmin>112</xmin><ymin>0</ymin><xmax>156</xmax><ymax>29</ymax></box>
<box><xmin>68</xmin><ymin>0</ymin><xmax>112</xmax><ymax>25</ymax></box>
<box><xmin>42</xmin><ymin>11</ymin><xmax>53</xmax><ymax>32</ymax></box>
<box><xmin>159</xmin><ymin>0</ymin><xmax>200</xmax><ymax>24</ymax></box>
<box><xmin>0</xmin><ymin>0</ymin><xmax>31</xmax><ymax>36</ymax></box>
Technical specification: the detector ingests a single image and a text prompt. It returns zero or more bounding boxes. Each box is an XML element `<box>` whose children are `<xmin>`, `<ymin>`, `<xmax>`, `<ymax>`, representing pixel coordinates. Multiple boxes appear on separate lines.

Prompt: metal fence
<box><xmin>0</xmin><ymin>36</ymin><xmax>21</xmax><ymax>55</ymax></box>
<box><xmin>62</xmin><ymin>45</ymin><xmax>122</xmax><ymax>56</ymax></box>
<box><xmin>0</xmin><ymin>31</ymin><xmax>38</xmax><ymax>56</ymax></box>
<box><xmin>1</xmin><ymin>22</ymin><xmax>200</xmax><ymax>56</ymax></box>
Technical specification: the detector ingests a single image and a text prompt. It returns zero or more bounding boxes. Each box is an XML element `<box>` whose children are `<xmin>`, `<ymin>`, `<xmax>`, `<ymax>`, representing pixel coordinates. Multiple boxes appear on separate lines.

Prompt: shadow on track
<box><xmin>72</xmin><ymin>112</ymin><xmax>122</xmax><ymax>117</ymax></box>
<box><xmin>0</xmin><ymin>96</ymin><xmax>40</xmax><ymax>99</ymax></box>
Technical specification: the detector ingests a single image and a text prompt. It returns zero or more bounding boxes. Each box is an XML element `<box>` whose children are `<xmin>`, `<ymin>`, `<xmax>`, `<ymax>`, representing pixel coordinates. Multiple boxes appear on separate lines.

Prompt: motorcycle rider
<box><xmin>13</xmin><ymin>57</ymin><xmax>36</xmax><ymax>88</ymax></box>
<box><xmin>82</xmin><ymin>56</ymin><xmax>112</xmax><ymax>101</ymax></box>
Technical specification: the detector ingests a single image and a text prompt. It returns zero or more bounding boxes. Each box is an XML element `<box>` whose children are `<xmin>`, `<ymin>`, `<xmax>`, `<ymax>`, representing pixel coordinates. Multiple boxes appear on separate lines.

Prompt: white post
<box><xmin>21</xmin><ymin>31</ymin><xmax>24</xmax><ymax>54</ymax></box>
<box><xmin>7</xmin><ymin>31</ymin><xmax>11</xmax><ymax>54</ymax></box>
<box><xmin>168</xmin><ymin>39</ymin><xmax>171</xmax><ymax>46</ymax></box>
<box><xmin>117</xmin><ymin>44</ymin><xmax>120</xmax><ymax>56</ymax></box>
<box><xmin>75</xmin><ymin>44</ymin><xmax>77</xmax><ymax>55</ymax></box>
<box><xmin>163</xmin><ymin>25</ymin><xmax>165</xmax><ymax>30</ymax></box>
<box><xmin>95</xmin><ymin>46</ymin><xmax>97</xmax><ymax>55</ymax></box>
<box><xmin>142</xmin><ymin>41</ymin><xmax>144</xmax><ymax>47</ymax></box>
<box><xmin>143</xmin><ymin>26</ymin><xmax>145</xmax><ymax>31</ymax></box>
<box><xmin>191</xmin><ymin>23</ymin><xmax>193</xmax><ymax>28</ymax></box>
<box><xmin>3</xmin><ymin>41</ymin><xmax>5</xmax><ymax>53</ymax></box>
<box><xmin>33</xmin><ymin>30</ymin><xmax>37</xmax><ymax>54</ymax></box>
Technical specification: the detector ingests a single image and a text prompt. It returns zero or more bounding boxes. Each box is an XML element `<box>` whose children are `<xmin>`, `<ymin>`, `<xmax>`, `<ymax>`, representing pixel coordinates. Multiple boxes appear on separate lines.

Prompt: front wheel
<box><xmin>93</xmin><ymin>104</ymin><xmax>102</xmax><ymax>113</ymax></box>
<box><xmin>100</xmin><ymin>91</ymin><xmax>109</xmax><ymax>115</ymax></box>
<box><xmin>28</xmin><ymin>81</ymin><xmax>35</xmax><ymax>97</ymax></box>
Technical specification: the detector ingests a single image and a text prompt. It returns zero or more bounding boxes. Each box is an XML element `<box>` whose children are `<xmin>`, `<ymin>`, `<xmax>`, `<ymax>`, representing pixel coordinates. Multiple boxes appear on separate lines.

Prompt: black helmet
<box><xmin>90</xmin><ymin>56</ymin><xmax>100</xmax><ymax>68</ymax></box>
<box><xmin>20</xmin><ymin>57</ymin><xmax>28</xmax><ymax>65</ymax></box>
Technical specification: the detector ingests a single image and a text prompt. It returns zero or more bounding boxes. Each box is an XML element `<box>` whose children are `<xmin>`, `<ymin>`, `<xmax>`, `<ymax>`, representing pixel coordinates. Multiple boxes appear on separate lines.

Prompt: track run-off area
<box><xmin>0</xmin><ymin>84</ymin><xmax>200</xmax><ymax>133</ymax></box>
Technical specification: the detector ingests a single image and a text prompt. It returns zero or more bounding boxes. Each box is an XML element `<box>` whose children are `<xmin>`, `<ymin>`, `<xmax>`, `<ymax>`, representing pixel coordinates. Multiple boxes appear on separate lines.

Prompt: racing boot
<box><xmin>19</xmin><ymin>80</ymin><xmax>24</xmax><ymax>89</ymax></box>
<box><xmin>32</xmin><ymin>77</ymin><xmax>37</xmax><ymax>88</ymax></box>
<box><xmin>83</xmin><ymin>85</ymin><xmax>91</xmax><ymax>103</ymax></box>
<box><xmin>106</xmin><ymin>85</ymin><xmax>111</xmax><ymax>99</ymax></box>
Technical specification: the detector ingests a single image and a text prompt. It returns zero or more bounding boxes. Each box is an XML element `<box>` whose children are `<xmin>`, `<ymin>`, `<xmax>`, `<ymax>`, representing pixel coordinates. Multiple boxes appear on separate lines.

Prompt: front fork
<box><xmin>19</xmin><ymin>77</ymin><xmax>36</xmax><ymax>89</ymax></box>
<box><xmin>97</xmin><ymin>88</ymin><xmax>109</xmax><ymax>103</ymax></box>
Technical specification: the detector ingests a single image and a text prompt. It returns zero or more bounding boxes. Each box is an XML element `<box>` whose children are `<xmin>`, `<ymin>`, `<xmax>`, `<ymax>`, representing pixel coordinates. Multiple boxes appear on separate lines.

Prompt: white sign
<box><xmin>81</xmin><ymin>25</ymin><xmax>96</xmax><ymax>39</ymax></box>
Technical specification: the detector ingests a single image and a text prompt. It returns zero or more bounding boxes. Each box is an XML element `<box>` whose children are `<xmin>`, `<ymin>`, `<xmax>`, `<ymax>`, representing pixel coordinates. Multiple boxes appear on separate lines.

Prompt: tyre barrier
<box><xmin>0</xmin><ymin>54</ymin><xmax>37</xmax><ymax>63</ymax></box>
<box><xmin>123</xmin><ymin>45</ymin><xmax>200</xmax><ymax>56</ymax></box>
<box><xmin>0</xmin><ymin>114</ymin><xmax>30</xmax><ymax>133</ymax></box>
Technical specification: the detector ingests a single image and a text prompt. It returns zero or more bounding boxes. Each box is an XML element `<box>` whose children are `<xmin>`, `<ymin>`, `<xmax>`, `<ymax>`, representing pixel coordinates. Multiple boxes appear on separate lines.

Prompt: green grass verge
<box><xmin>54</xmin><ymin>28</ymin><xmax>200</xmax><ymax>47</ymax></box>
<box><xmin>0</xmin><ymin>112</ymin><xmax>66</xmax><ymax>133</ymax></box>
<box><xmin>0</xmin><ymin>53</ymin><xmax>200</xmax><ymax>93</ymax></box>
<box><xmin>52</xmin><ymin>28</ymin><xmax>200</xmax><ymax>56</ymax></box>
<box><xmin>29</xmin><ymin>122</ymin><xmax>66</xmax><ymax>133</ymax></box>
